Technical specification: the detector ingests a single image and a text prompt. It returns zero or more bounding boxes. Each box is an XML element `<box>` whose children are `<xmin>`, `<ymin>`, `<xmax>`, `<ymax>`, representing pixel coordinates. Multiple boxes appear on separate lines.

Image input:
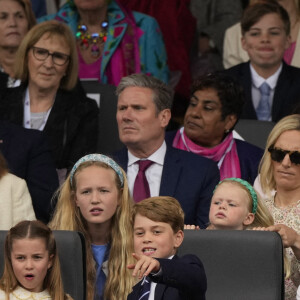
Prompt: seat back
<box><xmin>179</xmin><ymin>230</ymin><xmax>284</xmax><ymax>300</ymax></box>
<box><xmin>234</xmin><ymin>119</ymin><xmax>275</xmax><ymax>149</ymax></box>
<box><xmin>81</xmin><ymin>80</ymin><xmax>124</xmax><ymax>155</ymax></box>
<box><xmin>0</xmin><ymin>230</ymin><xmax>86</xmax><ymax>300</ymax></box>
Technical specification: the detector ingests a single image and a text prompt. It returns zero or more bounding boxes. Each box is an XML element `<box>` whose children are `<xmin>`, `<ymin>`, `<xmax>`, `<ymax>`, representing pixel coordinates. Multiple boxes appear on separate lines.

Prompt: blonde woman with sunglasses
<box><xmin>254</xmin><ymin>114</ymin><xmax>300</xmax><ymax>300</ymax></box>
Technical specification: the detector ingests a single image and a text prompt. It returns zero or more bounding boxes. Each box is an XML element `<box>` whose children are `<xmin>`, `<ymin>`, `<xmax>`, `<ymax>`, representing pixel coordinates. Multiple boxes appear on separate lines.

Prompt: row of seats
<box><xmin>0</xmin><ymin>230</ymin><xmax>284</xmax><ymax>300</ymax></box>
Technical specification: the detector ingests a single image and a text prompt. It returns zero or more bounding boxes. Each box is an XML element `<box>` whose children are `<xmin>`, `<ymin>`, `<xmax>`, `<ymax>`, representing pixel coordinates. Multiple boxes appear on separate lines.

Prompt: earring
<box><xmin>225</xmin><ymin>129</ymin><xmax>230</xmax><ymax>133</ymax></box>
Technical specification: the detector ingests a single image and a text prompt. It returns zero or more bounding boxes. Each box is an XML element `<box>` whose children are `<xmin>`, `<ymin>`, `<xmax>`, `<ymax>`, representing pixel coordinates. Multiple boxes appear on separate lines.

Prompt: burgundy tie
<box><xmin>133</xmin><ymin>160</ymin><xmax>153</xmax><ymax>202</ymax></box>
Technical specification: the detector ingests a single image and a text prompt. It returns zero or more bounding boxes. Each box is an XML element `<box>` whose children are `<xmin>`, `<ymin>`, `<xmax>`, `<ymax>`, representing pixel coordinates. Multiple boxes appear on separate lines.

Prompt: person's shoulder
<box><xmin>167</xmin><ymin>146</ymin><xmax>217</xmax><ymax>167</ymax></box>
<box><xmin>165</xmin><ymin>130</ymin><xmax>177</xmax><ymax>146</ymax></box>
<box><xmin>176</xmin><ymin>253</ymin><xmax>202</xmax><ymax>264</ymax></box>
<box><xmin>58</xmin><ymin>87</ymin><xmax>98</xmax><ymax>109</ymax></box>
<box><xmin>1</xmin><ymin>172</ymin><xmax>25</xmax><ymax>184</ymax></box>
<box><xmin>131</xmin><ymin>10</ymin><xmax>158</xmax><ymax>24</ymax></box>
<box><xmin>235</xmin><ymin>139</ymin><xmax>264</xmax><ymax>154</ymax></box>
<box><xmin>0</xmin><ymin>121</ymin><xmax>42</xmax><ymax>140</ymax></box>
<box><xmin>281</xmin><ymin>62</ymin><xmax>300</xmax><ymax>77</ymax></box>
<box><xmin>223</xmin><ymin>61</ymin><xmax>249</xmax><ymax>74</ymax></box>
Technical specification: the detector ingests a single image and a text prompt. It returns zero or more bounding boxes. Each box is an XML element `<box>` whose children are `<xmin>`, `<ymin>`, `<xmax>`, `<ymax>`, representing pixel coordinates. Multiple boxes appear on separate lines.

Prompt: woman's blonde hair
<box><xmin>0</xmin><ymin>220</ymin><xmax>70</xmax><ymax>300</ymax></box>
<box><xmin>14</xmin><ymin>20</ymin><xmax>78</xmax><ymax>90</ymax></box>
<box><xmin>49</xmin><ymin>160</ymin><xmax>135</xmax><ymax>300</ymax></box>
<box><xmin>259</xmin><ymin>114</ymin><xmax>300</xmax><ymax>195</ymax></box>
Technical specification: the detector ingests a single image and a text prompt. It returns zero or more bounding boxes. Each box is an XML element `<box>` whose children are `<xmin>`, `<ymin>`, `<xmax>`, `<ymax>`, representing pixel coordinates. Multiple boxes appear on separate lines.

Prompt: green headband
<box><xmin>214</xmin><ymin>178</ymin><xmax>258</xmax><ymax>214</ymax></box>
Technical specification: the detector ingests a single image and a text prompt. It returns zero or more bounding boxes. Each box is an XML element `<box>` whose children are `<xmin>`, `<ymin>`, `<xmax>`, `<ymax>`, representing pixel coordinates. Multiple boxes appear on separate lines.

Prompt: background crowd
<box><xmin>0</xmin><ymin>0</ymin><xmax>299</xmax><ymax>299</ymax></box>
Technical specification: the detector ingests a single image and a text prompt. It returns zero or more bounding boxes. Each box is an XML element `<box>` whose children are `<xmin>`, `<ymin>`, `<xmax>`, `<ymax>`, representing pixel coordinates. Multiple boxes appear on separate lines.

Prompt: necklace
<box><xmin>76</xmin><ymin>21</ymin><xmax>108</xmax><ymax>58</ymax></box>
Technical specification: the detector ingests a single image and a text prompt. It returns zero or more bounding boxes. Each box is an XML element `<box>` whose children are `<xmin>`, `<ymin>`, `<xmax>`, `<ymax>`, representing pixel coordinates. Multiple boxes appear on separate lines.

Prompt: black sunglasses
<box><xmin>268</xmin><ymin>147</ymin><xmax>300</xmax><ymax>165</ymax></box>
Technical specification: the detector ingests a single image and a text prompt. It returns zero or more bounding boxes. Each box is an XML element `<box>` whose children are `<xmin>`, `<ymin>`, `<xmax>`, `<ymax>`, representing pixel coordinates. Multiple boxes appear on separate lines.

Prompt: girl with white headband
<box><xmin>49</xmin><ymin>154</ymin><xmax>135</xmax><ymax>300</ymax></box>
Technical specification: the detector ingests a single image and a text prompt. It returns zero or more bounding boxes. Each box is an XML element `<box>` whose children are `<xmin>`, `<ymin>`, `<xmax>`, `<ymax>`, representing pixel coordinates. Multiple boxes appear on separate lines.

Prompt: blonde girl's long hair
<box><xmin>0</xmin><ymin>220</ymin><xmax>71</xmax><ymax>300</ymax></box>
<box><xmin>49</xmin><ymin>161</ymin><xmax>135</xmax><ymax>300</ymax></box>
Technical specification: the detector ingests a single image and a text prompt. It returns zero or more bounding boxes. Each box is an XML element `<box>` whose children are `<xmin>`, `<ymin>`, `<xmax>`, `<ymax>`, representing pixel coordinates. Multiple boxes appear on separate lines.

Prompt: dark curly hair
<box><xmin>190</xmin><ymin>72</ymin><xmax>245</xmax><ymax>122</ymax></box>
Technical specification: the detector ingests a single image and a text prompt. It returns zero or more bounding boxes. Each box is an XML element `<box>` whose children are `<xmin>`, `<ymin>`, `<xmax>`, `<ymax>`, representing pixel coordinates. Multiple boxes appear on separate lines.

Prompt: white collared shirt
<box><xmin>127</xmin><ymin>141</ymin><xmax>166</xmax><ymax>198</ymax></box>
<box><xmin>250</xmin><ymin>63</ymin><xmax>282</xmax><ymax>121</ymax></box>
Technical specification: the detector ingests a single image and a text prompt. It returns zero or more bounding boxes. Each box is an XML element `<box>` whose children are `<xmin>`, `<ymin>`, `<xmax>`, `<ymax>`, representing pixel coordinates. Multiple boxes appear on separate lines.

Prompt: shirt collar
<box><xmin>128</xmin><ymin>141</ymin><xmax>166</xmax><ymax>167</ymax></box>
<box><xmin>250</xmin><ymin>62</ymin><xmax>282</xmax><ymax>89</ymax></box>
<box><xmin>12</xmin><ymin>286</ymin><xmax>51</xmax><ymax>299</ymax></box>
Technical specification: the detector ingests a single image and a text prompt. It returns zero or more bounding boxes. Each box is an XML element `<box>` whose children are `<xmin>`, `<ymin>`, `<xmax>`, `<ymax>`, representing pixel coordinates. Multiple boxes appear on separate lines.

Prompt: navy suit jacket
<box><xmin>224</xmin><ymin>61</ymin><xmax>300</xmax><ymax>122</ymax></box>
<box><xmin>114</xmin><ymin>145</ymin><xmax>220</xmax><ymax>228</ymax></box>
<box><xmin>0</xmin><ymin>121</ymin><xmax>59</xmax><ymax>223</ymax></box>
<box><xmin>127</xmin><ymin>254</ymin><xmax>207</xmax><ymax>300</ymax></box>
<box><xmin>165</xmin><ymin>131</ymin><xmax>263</xmax><ymax>185</ymax></box>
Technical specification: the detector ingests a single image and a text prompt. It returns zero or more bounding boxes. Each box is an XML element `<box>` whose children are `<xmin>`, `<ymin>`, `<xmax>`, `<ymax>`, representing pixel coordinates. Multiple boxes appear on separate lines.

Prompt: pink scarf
<box><xmin>173</xmin><ymin>128</ymin><xmax>241</xmax><ymax>180</ymax></box>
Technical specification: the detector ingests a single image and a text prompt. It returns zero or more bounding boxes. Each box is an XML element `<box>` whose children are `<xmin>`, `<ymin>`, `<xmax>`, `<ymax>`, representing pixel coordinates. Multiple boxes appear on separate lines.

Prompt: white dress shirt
<box><xmin>250</xmin><ymin>63</ymin><xmax>282</xmax><ymax>121</ymax></box>
<box><xmin>127</xmin><ymin>142</ymin><xmax>166</xmax><ymax>197</ymax></box>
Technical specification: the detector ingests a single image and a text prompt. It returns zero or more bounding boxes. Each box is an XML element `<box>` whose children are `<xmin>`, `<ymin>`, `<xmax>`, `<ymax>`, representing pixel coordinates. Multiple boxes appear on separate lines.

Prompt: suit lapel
<box><xmin>154</xmin><ymin>283</ymin><xmax>167</xmax><ymax>300</ymax></box>
<box><xmin>159</xmin><ymin>146</ymin><xmax>182</xmax><ymax>196</ymax></box>
<box><xmin>241</xmin><ymin>62</ymin><xmax>257</xmax><ymax>119</ymax></box>
<box><xmin>272</xmin><ymin>62</ymin><xmax>288</xmax><ymax>121</ymax></box>
<box><xmin>154</xmin><ymin>255</ymin><xmax>178</xmax><ymax>300</ymax></box>
<box><xmin>113</xmin><ymin>148</ymin><xmax>128</xmax><ymax>172</ymax></box>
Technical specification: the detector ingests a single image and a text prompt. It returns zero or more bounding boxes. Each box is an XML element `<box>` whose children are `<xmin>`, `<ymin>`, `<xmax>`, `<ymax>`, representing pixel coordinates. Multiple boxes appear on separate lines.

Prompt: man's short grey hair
<box><xmin>116</xmin><ymin>74</ymin><xmax>173</xmax><ymax>112</ymax></box>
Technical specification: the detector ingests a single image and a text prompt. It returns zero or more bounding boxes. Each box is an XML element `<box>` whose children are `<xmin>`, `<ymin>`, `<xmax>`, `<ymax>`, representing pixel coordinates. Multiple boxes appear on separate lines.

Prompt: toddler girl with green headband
<box><xmin>208</xmin><ymin>178</ymin><xmax>274</xmax><ymax>230</ymax></box>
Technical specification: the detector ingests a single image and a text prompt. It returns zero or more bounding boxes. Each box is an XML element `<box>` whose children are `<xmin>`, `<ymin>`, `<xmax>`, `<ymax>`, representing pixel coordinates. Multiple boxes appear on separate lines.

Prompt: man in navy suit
<box><xmin>0</xmin><ymin>121</ymin><xmax>59</xmax><ymax>223</ymax></box>
<box><xmin>114</xmin><ymin>74</ymin><xmax>219</xmax><ymax>228</ymax></box>
<box><xmin>224</xmin><ymin>1</ymin><xmax>300</xmax><ymax>122</ymax></box>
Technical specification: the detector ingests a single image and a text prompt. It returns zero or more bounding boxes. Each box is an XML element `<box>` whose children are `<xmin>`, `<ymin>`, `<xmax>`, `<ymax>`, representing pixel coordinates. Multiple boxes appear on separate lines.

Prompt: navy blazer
<box><xmin>224</xmin><ymin>61</ymin><xmax>300</xmax><ymax>122</ymax></box>
<box><xmin>165</xmin><ymin>131</ymin><xmax>263</xmax><ymax>185</ymax></box>
<box><xmin>114</xmin><ymin>145</ymin><xmax>220</xmax><ymax>228</ymax></box>
<box><xmin>0</xmin><ymin>121</ymin><xmax>59</xmax><ymax>223</ymax></box>
<box><xmin>127</xmin><ymin>254</ymin><xmax>207</xmax><ymax>300</ymax></box>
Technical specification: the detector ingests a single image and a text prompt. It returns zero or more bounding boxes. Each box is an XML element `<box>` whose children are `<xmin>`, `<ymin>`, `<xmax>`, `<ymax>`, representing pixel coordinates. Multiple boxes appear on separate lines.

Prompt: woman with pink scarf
<box><xmin>166</xmin><ymin>73</ymin><xmax>262</xmax><ymax>184</ymax></box>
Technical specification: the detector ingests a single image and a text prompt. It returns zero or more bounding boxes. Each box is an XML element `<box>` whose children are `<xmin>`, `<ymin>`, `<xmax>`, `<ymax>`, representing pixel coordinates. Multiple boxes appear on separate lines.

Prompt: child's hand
<box><xmin>127</xmin><ymin>253</ymin><xmax>160</xmax><ymax>279</ymax></box>
<box><xmin>184</xmin><ymin>224</ymin><xmax>200</xmax><ymax>230</ymax></box>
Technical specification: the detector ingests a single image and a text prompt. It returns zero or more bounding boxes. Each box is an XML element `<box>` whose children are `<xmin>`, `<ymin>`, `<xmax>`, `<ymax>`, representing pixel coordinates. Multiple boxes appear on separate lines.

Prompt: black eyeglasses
<box><xmin>31</xmin><ymin>46</ymin><xmax>70</xmax><ymax>66</ymax></box>
<box><xmin>268</xmin><ymin>147</ymin><xmax>300</xmax><ymax>165</ymax></box>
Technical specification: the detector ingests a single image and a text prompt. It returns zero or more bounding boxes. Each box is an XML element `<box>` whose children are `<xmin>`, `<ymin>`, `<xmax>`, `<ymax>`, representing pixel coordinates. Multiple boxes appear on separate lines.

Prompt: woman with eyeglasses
<box><xmin>255</xmin><ymin>114</ymin><xmax>300</xmax><ymax>300</ymax></box>
<box><xmin>0</xmin><ymin>20</ymin><xmax>98</xmax><ymax>181</ymax></box>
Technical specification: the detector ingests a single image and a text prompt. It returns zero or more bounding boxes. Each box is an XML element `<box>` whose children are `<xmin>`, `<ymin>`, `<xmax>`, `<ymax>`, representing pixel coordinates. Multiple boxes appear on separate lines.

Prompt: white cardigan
<box><xmin>0</xmin><ymin>173</ymin><xmax>36</xmax><ymax>229</ymax></box>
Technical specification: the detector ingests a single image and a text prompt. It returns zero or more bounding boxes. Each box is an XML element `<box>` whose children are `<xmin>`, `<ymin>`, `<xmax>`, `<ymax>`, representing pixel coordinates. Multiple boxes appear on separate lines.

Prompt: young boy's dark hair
<box><xmin>131</xmin><ymin>196</ymin><xmax>184</xmax><ymax>233</ymax></box>
<box><xmin>241</xmin><ymin>1</ymin><xmax>290</xmax><ymax>36</ymax></box>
